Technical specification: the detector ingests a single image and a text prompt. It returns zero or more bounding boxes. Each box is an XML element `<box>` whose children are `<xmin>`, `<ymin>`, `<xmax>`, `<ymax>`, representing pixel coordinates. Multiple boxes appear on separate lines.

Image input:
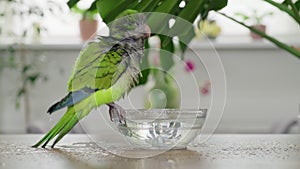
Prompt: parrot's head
<box><xmin>110</xmin><ymin>9</ymin><xmax>151</xmax><ymax>40</ymax></box>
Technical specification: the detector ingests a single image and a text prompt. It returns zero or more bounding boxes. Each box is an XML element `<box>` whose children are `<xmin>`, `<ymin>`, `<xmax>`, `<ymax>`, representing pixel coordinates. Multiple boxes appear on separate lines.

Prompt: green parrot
<box><xmin>32</xmin><ymin>10</ymin><xmax>151</xmax><ymax>148</ymax></box>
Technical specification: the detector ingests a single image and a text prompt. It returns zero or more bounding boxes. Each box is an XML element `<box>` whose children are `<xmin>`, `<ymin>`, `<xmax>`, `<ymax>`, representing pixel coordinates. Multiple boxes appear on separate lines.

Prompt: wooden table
<box><xmin>0</xmin><ymin>134</ymin><xmax>299</xmax><ymax>169</ymax></box>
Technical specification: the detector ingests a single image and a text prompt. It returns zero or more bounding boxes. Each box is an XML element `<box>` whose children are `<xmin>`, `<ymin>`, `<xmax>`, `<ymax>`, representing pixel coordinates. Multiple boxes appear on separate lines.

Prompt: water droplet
<box><xmin>38</xmin><ymin>55</ymin><xmax>47</xmax><ymax>63</ymax></box>
<box><xmin>1</xmin><ymin>162</ymin><xmax>6</xmax><ymax>167</ymax></box>
<box><xmin>167</xmin><ymin>159</ymin><xmax>177</xmax><ymax>169</ymax></box>
<box><xmin>101</xmin><ymin>152</ymin><xmax>109</xmax><ymax>156</ymax></box>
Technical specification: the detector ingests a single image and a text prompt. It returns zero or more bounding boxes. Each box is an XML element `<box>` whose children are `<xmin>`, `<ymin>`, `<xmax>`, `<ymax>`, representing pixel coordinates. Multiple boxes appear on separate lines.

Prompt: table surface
<box><xmin>0</xmin><ymin>134</ymin><xmax>300</xmax><ymax>169</ymax></box>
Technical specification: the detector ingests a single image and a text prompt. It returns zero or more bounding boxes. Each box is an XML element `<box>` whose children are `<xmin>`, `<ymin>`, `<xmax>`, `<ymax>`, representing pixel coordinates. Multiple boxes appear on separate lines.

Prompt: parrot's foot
<box><xmin>107</xmin><ymin>103</ymin><xmax>126</xmax><ymax>124</ymax></box>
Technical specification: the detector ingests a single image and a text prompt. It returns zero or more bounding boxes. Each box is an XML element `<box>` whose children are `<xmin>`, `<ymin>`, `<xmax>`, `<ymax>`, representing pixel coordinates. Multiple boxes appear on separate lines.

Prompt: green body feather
<box><xmin>33</xmin><ymin>10</ymin><xmax>148</xmax><ymax>148</ymax></box>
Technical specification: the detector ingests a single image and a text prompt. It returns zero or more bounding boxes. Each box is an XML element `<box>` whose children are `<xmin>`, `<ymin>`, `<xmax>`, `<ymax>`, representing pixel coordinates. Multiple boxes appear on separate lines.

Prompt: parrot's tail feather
<box><xmin>47</xmin><ymin>88</ymin><xmax>95</xmax><ymax>114</ymax></box>
<box><xmin>51</xmin><ymin>115</ymin><xmax>80</xmax><ymax>148</ymax></box>
<box><xmin>33</xmin><ymin>97</ymin><xmax>95</xmax><ymax>148</ymax></box>
<box><xmin>32</xmin><ymin>107</ymin><xmax>76</xmax><ymax>148</ymax></box>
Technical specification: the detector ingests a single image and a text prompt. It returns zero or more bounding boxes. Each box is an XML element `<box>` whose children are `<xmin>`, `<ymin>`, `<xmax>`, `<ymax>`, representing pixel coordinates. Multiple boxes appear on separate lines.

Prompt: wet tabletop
<box><xmin>0</xmin><ymin>134</ymin><xmax>300</xmax><ymax>169</ymax></box>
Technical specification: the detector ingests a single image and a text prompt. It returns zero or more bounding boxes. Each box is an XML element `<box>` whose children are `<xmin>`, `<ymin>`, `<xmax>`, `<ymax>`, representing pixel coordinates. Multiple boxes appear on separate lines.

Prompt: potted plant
<box><xmin>71</xmin><ymin>4</ymin><xmax>98</xmax><ymax>41</ymax></box>
<box><xmin>0</xmin><ymin>0</ymin><xmax>61</xmax><ymax>132</ymax></box>
<box><xmin>235</xmin><ymin>9</ymin><xmax>273</xmax><ymax>40</ymax></box>
<box><xmin>0</xmin><ymin>0</ymin><xmax>61</xmax><ymax>43</ymax></box>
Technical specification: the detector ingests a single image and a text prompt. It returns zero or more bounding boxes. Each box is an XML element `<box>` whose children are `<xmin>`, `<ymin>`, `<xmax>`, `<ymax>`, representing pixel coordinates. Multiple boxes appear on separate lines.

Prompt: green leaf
<box><xmin>296</xmin><ymin>0</ymin><xmax>300</xmax><ymax>10</ymax></box>
<box><xmin>178</xmin><ymin>25</ymin><xmax>195</xmax><ymax>56</ymax></box>
<box><xmin>153</xmin><ymin>0</ymin><xmax>180</xmax><ymax>13</ymax></box>
<box><xmin>143</xmin><ymin>0</ymin><xmax>161</xmax><ymax>12</ymax></box>
<box><xmin>234</xmin><ymin>12</ymin><xmax>250</xmax><ymax>21</ymax></box>
<box><xmin>15</xmin><ymin>100</ymin><xmax>20</xmax><ymax>109</ymax></box>
<box><xmin>134</xmin><ymin>0</ymin><xmax>157</xmax><ymax>12</ymax></box>
<box><xmin>27</xmin><ymin>73</ymin><xmax>41</xmax><ymax>85</ymax></box>
<box><xmin>281</xmin><ymin>0</ymin><xmax>289</xmax><ymax>6</ymax></box>
<box><xmin>208</xmin><ymin>0</ymin><xmax>228</xmax><ymax>11</ymax></box>
<box><xmin>22</xmin><ymin>30</ymin><xmax>27</xmax><ymax>38</ymax></box>
<box><xmin>43</xmin><ymin>76</ymin><xmax>48</xmax><ymax>82</ymax></box>
<box><xmin>178</xmin><ymin>0</ymin><xmax>205</xmax><ymax>21</ymax></box>
<box><xmin>17</xmin><ymin>88</ymin><xmax>25</xmax><ymax>97</ymax></box>
<box><xmin>284</xmin><ymin>0</ymin><xmax>300</xmax><ymax>24</ymax></box>
<box><xmin>167</xmin><ymin>0</ymin><xmax>205</xmax><ymax>37</ymax></box>
<box><xmin>22</xmin><ymin>65</ymin><xmax>31</xmax><ymax>73</ymax></box>
<box><xmin>96</xmin><ymin>0</ymin><xmax>124</xmax><ymax>22</ymax></box>
<box><xmin>147</xmin><ymin>15</ymin><xmax>173</xmax><ymax>36</ymax></box>
<box><xmin>96</xmin><ymin>0</ymin><xmax>135</xmax><ymax>23</ymax></box>
<box><xmin>159</xmin><ymin>35</ymin><xmax>174</xmax><ymax>71</ymax></box>
<box><xmin>200</xmin><ymin>0</ymin><xmax>227</xmax><ymax>19</ymax></box>
<box><xmin>87</xmin><ymin>1</ymin><xmax>97</xmax><ymax>11</ymax></box>
<box><xmin>8</xmin><ymin>55</ymin><xmax>16</xmax><ymax>68</ymax></box>
<box><xmin>263</xmin><ymin>0</ymin><xmax>299</xmax><ymax>24</ymax></box>
<box><xmin>146</xmin><ymin>0</ymin><xmax>180</xmax><ymax>34</ymax></box>
<box><xmin>138</xmin><ymin>69</ymin><xmax>150</xmax><ymax>85</ymax></box>
<box><xmin>138</xmin><ymin>39</ymin><xmax>151</xmax><ymax>85</ymax></box>
<box><xmin>67</xmin><ymin>0</ymin><xmax>80</xmax><ymax>9</ymax></box>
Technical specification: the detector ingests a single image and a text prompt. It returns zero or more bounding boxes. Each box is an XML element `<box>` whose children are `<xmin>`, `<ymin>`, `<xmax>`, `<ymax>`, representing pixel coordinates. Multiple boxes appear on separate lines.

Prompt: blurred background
<box><xmin>0</xmin><ymin>0</ymin><xmax>299</xmax><ymax>134</ymax></box>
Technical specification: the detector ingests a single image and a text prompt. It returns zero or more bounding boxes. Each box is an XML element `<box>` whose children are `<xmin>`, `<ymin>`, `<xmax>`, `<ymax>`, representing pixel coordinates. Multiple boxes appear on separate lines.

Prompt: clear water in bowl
<box><xmin>116</xmin><ymin>109</ymin><xmax>206</xmax><ymax>149</ymax></box>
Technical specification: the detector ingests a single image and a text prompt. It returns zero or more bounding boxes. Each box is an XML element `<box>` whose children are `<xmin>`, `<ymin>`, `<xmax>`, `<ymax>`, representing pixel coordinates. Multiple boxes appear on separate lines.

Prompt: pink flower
<box><xmin>201</xmin><ymin>87</ymin><xmax>209</xmax><ymax>95</ymax></box>
<box><xmin>200</xmin><ymin>81</ymin><xmax>211</xmax><ymax>95</ymax></box>
<box><xmin>185</xmin><ymin>60</ymin><xmax>195</xmax><ymax>72</ymax></box>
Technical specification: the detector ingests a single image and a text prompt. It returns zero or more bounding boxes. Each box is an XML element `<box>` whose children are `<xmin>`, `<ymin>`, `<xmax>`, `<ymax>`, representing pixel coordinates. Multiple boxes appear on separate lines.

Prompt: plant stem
<box><xmin>219</xmin><ymin>12</ymin><xmax>300</xmax><ymax>59</ymax></box>
<box><xmin>285</xmin><ymin>0</ymin><xmax>300</xmax><ymax>24</ymax></box>
<box><xmin>263</xmin><ymin>0</ymin><xmax>300</xmax><ymax>25</ymax></box>
<box><xmin>20</xmin><ymin>44</ymin><xmax>31</xmax><ymax>133</ymax></box>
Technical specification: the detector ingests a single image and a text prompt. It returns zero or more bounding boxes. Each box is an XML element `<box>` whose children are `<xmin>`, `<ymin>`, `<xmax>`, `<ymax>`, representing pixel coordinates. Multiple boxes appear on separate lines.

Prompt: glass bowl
<box><xmin>115</xmin><ymin>109</ymin><xmax>207</xmax><ymax>149</ymax></box>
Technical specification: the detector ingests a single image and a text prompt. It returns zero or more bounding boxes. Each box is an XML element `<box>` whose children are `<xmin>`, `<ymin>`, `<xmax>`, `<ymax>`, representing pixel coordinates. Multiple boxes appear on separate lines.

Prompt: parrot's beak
<box><xmin>144</xmin><ymin>24</ymin><xmax>151</xmax><ymax>38</ymax></box>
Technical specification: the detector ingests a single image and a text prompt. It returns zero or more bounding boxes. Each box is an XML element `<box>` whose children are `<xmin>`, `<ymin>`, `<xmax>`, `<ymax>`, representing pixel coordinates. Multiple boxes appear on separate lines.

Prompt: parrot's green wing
<box><xmin>68</xmin><ymin>40</ymin><xmax>129</xmax><ymax>92</ymax></box>
<box><xmin>46</xmin><ymin>40</ymin><xmax>131</xmax><ymax>114</ymax></box>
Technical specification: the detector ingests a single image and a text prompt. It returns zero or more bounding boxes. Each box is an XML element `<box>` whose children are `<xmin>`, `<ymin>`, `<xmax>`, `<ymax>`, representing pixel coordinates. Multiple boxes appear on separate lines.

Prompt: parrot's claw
<box><xmin>107</xmin><ymin>103</ymin><xmax>126</xmax><ymax>125</ymax></box>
